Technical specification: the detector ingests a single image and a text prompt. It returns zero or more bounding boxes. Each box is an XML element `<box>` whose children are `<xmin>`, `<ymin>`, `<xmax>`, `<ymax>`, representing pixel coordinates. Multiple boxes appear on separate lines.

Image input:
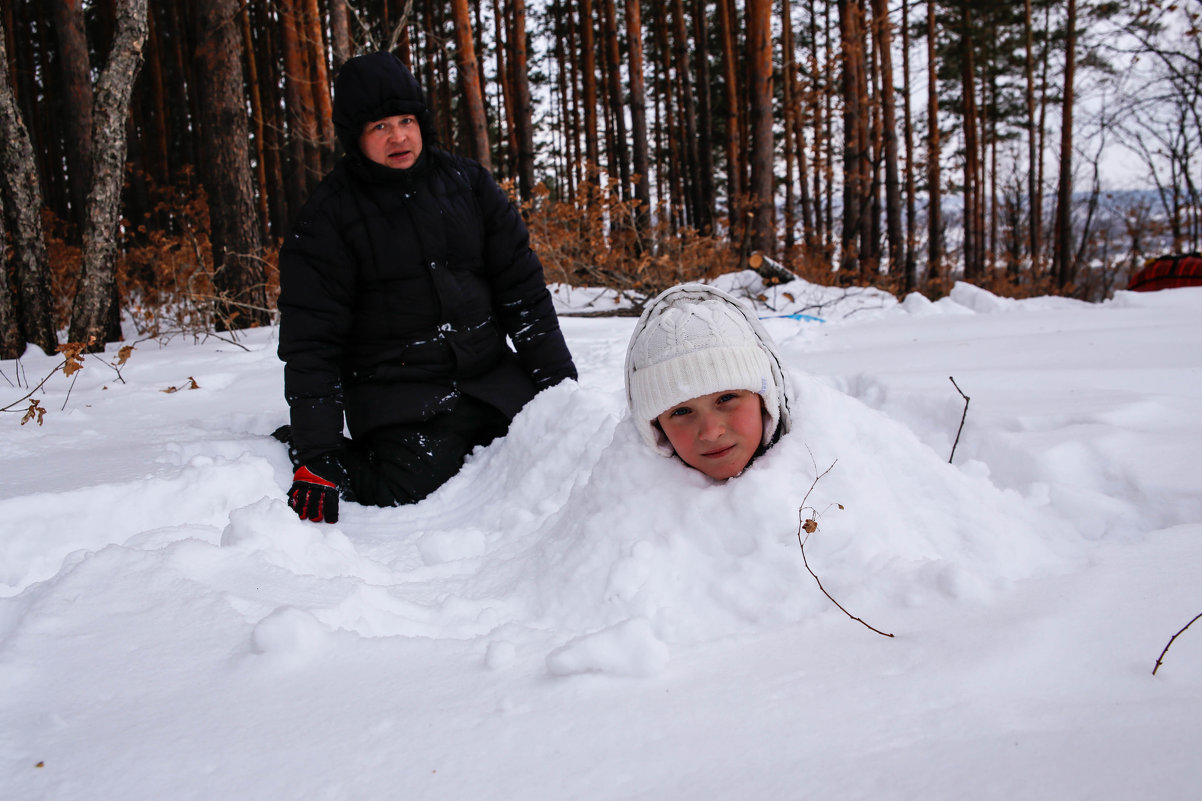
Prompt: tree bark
<box><xmin>717</xmin><ymin>0</ymin><xmax>742</xmax><ymax>232</ymax></box>
<box><xmin>510</xmin><ymin>0</ymin><xmax>536</xmax><ymax>199</ymax></box>
<box><xmin>0</xmin><ymin>24</ymin><xmax>54</xmax><ymax>357</ymax></box>
<box><xmin>625</xmin><ymin>0</ymin><xmax>652</xmax><ymax>227</ymax></box>
<box><xmin>671</xmin><ymin>0</ymin><xmax>703</xmax><ymax>230</ymax></box>
<box><xmin>871</xmin><ymin>0</ymin><xmax>902</xmax><ymax>278</ymax></box>
<box><xmin>193</xmin><ymin>0</ymin><xmax>269</xmax><ymax>331</ymax></box>
<box><xmin>926</xmin><ymin>0</ymin><xmax>942</xmax><ymax>283</ymax></box>
<box><xmin>302</xmin><ymin>0</ymin><xmax>336</xmax><ymax>174</ymax></box>
<box><xmin>1053</xmin><ymin>0</ymin><xmax>1077</xmax><ymax>289</ymax></box>
<box><xmin>600</xmin><ymin>0</ymin><xmax>630</xmax><ymax>199</ymax></box>
<box><xmin>691</xmin><ymin>0</ymin><xmax>716</xmax><ymax>232</ymax></box>
<box><xmin>329</xmin><ymin>0</ymin><xmax>351</xmax><ymax>72</ymax></box>
<box><xmin>68</xmin><ymin>0</ymin><xmax>149</xmax><ymax>349</ymax></box>
<box><xmin>959</xmin><ymin>3</ymin><xmax>982</xmax><ymax>280</ymax></box>
<box><xmin>51</xmin><ymin>0</ymin><xmax>93</xmax><ymax>238</ymax></box>
<box><xmin>580</xmin><ymin>0</ymin><xmax>600</xmax><ymax>177</ymax></box>
<box><xmin>901</xmin><ymin>0</ymin><xmax>918</xmax><ymax>292</ymax></box>
<box><xmin>838</xmin><ymin>0</ymin><xmax>870</xmax><ymax>275</ymax></box>
<box><xmin>451</xmin><ymin>0</ymin><xmax>492</xmax><ymax>170</ymax></box>
<box><xmin>747</xmin><ymin>0</ymin><xmax>775</xmax><ymax>257</ymax></box>
<box><xmin>0</xmin><ymin>190</ymin><xmax>18</xmax><ymax>357</ymax></box>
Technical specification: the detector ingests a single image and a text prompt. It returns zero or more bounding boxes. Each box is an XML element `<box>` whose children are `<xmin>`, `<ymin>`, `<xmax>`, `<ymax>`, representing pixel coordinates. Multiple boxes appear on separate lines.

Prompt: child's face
<box><xmin>656</xmin><ymin>390</ymin><xmax>765</xmax><ymax>480</ymax></box>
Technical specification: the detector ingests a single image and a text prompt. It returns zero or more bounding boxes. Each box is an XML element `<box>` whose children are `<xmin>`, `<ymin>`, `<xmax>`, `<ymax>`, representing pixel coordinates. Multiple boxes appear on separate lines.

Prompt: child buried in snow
<box><xmin>624</xmin><ymin>283</ymin><xmax>794</xmax><ymax>479</ymax></box>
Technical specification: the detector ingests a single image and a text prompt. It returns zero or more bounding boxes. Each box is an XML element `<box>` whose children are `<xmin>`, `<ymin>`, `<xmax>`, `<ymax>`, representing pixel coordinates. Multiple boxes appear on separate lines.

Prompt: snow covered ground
<box><xmin>2</xmin><ymin>272</ymin><xmax>1200</xmax><ymax>800</ymax></box>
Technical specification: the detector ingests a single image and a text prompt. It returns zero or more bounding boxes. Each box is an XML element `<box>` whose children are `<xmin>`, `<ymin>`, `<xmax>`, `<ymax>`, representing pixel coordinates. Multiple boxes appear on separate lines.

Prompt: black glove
<box><xmin>287</xmin><ymin>455</ymin><xmax>348</xmax><ymax>524</ymax></box>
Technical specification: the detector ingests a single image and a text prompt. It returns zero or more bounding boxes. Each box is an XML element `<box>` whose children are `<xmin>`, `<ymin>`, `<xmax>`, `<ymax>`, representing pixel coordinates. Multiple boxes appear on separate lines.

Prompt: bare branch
<box><xmin>1153</xmin><ymin>611</ymin><xmax>1202</xmax><ymax>676</ymax></box>
<box><xmin>949</xmin><ymin>376</ymin><xmax>970</xmax><ymax>464</ymax></box>
<box><xmin>795</xmin><ymin>454</ymin><xmax>894</xmax><ymax>638</ymax></box>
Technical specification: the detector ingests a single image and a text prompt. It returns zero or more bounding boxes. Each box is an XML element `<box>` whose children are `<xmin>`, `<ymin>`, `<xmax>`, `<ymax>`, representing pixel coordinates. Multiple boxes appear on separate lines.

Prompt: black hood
<box><xmin>333</xmin><ymin>52</ymin><xmax>430</xmax><ymax>154</ymax></box>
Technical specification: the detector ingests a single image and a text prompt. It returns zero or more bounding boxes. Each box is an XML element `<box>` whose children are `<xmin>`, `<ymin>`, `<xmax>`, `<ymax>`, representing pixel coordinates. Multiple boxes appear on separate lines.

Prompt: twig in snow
<box><xmin>948</xmin><ymin>376</ymin><xmax>970</xmax><ymax>464</ymax></box>
<box><xmin>795</xmin><ymin>454</ymin><xmax>894</xmax><ymax>639</ymax></box>
<box><xmin>1152</xmin><ymin>611</ymin><xmax>1202</xmax><ymax>676</ymax></box>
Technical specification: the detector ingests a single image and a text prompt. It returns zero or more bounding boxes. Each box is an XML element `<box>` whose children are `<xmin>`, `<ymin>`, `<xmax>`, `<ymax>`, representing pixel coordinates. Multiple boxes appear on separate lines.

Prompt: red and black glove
<box><xmin>287</xmin><ymin>455</ymin><xmax>348</xmax><ymax>524</ymax></box>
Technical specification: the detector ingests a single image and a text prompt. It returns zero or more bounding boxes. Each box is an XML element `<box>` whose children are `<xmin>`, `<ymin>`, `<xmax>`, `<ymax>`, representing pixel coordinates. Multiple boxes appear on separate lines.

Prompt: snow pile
<box><xmin>1</xmin><ymin>277</ymin><xmax>1200</xmax><ymax>800</ymax></box>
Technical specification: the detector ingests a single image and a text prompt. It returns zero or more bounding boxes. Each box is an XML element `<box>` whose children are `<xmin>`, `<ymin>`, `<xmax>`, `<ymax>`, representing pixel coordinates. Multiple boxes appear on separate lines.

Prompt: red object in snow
<box><xmin>1128</xmin><ymin>254</ymin><xmax>1202</xmax><ymax>292</ymax></box>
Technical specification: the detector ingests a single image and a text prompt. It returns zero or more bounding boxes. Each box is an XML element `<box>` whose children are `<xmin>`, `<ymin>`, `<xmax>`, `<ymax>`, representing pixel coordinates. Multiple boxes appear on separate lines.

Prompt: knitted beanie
<box><xmin>625</xmin><ymin>284</ymin><xmax>792</xmax><ymax>457</ymax></box>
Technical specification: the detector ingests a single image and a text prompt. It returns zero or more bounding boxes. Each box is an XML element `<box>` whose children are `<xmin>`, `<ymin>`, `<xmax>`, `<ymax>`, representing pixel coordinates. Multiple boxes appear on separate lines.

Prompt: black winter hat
<box><xmin>332</xmin><ymin>52</ymin><xmax>428</xmax><ymax>153</ymax></box>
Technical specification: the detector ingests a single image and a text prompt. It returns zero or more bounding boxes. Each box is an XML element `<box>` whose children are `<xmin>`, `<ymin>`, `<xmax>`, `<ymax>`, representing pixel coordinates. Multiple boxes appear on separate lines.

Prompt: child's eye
<box><xmin>669</xmin><ymin>406</ymin><xmax>692</xmax><ymax>417</ymax></box>
<box><xmin>717</xmin><ymin>392</ymin><xmax>740</xmax><ymax>404</ymax></box>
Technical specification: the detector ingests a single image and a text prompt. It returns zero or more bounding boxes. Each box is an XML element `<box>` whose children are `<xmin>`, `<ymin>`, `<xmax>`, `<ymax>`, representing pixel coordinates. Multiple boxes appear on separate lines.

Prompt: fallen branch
<box><xmin>948</xmin><ymin>376</ymin><xmax>970</xmax><ymax>463</ymax></box>
<box><xmin>795</xmin><ymin>454</ymin><xmax>894</xmax><ymax>638</ymax></box>
<box><xmin>1153</xmin><ymin>611</ymin><xmax>1202</xmax><ymax>676</ymax></box>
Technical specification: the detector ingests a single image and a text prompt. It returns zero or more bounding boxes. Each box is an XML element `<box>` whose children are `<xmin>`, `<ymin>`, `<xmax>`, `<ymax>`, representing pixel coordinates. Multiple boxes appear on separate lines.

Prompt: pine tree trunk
<box><xmin>747</xmin><ymin>0</ymin><xmax>775</xmax><ymax>257</ymax></box>
<box><xmin>143</xmin><ymin>7</ymin><xmax>170</xmax><ymax>186</ymax></box>
<box><xmin>302</xmin><ymin>0</ymin><xmax>336</xmax><ymax>175</ymax></box>
<box><xmin>837</xmin><ymin>0</ymin><xmax>869</xmax><ymax>275</ymax></box>
<box><xmin>68</xmin><ymin>0</ymin><xmax>148</xmax><ymax>349</ymax></box>
<box><xmin>240</xmin><ymin>5</ymin><xmax>271</xmax><ymax>241</ymax></box>
<box><xmin>255</xmin><ymin>0</ymin><xmax>290</xmax><ymax>234</ymax></box>
<box><xmin>959</xmin><ymin>3</ymin><xmax>981</xmax><ymax>280</ymax></box>
<box><xmin>510</xmin><ymin>0</ymin><xmax>536</xmax><ymax>199</ymax></box>
<box><xmin>625</xmin><ymin>0</ymin><xmax>651</xmax><ymax>226</ymax></box>
<box><xmin>451</xmin><ymin>0</ymin><xmax>492</xmax><ymax>170</ymax></box>
<box><xmin>279</xmin><ymin>0</ymin><xmax>314</xmax><ymax>204</ymax></box>
<box><xmin>600</xmin><ymin>0</ymin><xmax>630</xmax><ymax>199</ymax></box>
<box><xmin>871</xmin><ymin>0</ymin><xmax>902</xmax><ymax>278</ymax></box>
<box><xmin>901</xmin><ymin>0</ymin><xmax>918</xmax><ymax>292</ymax></box>
<box><xmin>671</xmin><ymin>0</ymin><xmax>703</xmax><ymax>230</ymax></box>
<box><xmin>925</xmin><ymin>0</ymin><xmax>942</xmax><ymax>283</ymax></box>
<box><xmin>717</xmin><ymin>0</ymin><xmax>742</xmax><ymax>233</ymax></box>
<box><xmin>1023</xmin><ymin>0</ymin><xmax>1040</xmax><ymax>277</ymax></box>
<box><xmin>580</xmin><ymin>0</ymin><xmax>600</xmax><ymax>177</ymax></box>
<box><xmin>493</xmin><ymin>3</ymin><xmax>517</xmax><ymax>178</ymax></box>
<box><xmin>0</xmin><ymin>25</ymin><xmax>54</xmax><ymax>357</ymax></box>
<box><xmin>1053</xmin><ymin>0</ymin><xmax>1076</xmax><ymax>289</ymax></box>
<box><xmin>782</xmin><ymin>0</ymin><xmax>798</xmax><ymax>254</ymax></box>
<box><xmin>329</xmin><ymin>0</ymin><xmax>351</xmax><ymax>72</ymax></box>
<box><xmin>51</xmin><ymin>0</ymin><xmax>93</xmax><ymax>238</ymax></box>
<box><xmin>193</xmin><ymin>0</ymin><xmax>268</xmax><ymax>331</ymax></box>
<box><xmin>691</xmin><ymin>0</ymin><xmax>716</xmax><ymax>233</ymax></box>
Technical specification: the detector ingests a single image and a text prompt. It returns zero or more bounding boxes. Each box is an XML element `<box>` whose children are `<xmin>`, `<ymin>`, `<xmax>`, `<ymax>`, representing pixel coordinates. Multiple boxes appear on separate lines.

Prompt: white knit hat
<box><xmin>625</xmin><ymin>283</ymin><xmax>793</xmax><ymax>456</ymax></box>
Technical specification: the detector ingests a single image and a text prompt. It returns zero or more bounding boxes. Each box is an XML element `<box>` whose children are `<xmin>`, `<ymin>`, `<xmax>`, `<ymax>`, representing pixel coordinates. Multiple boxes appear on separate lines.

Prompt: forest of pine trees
<box><xmin>1</xmin><ymin>0</ymin><xmax>1201</xmax><ymax>359</ymax></box>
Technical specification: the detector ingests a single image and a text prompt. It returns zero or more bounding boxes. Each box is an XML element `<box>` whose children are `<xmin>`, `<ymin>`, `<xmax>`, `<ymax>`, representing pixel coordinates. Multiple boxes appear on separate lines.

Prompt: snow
<box><xmin>2</xmin><ymin>272</ymin><xmax>1201</xmax><ymax>800</ymax></box>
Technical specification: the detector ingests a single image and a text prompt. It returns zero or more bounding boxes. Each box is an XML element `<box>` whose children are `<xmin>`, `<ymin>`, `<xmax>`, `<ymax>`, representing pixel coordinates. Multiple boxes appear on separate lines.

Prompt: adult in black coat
<box><xmin>277</xmin><ymin>52</ymin><xmax>577</xmax><ymax>522</ymax></box>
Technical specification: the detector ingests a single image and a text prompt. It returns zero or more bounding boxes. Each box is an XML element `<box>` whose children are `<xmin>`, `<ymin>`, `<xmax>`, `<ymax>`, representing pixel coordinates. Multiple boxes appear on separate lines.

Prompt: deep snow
<box><xmin>1</xmin><ymin>272</ymin><xmax>1200</xmax><ymax>800</ymax></box>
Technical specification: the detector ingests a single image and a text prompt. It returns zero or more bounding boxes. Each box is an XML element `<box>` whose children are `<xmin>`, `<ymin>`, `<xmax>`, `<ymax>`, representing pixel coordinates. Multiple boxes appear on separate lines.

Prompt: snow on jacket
<box><xmin>277</xmin><ymin>147</ymin><xmax>577</xmax><ymax>464</ymax></box>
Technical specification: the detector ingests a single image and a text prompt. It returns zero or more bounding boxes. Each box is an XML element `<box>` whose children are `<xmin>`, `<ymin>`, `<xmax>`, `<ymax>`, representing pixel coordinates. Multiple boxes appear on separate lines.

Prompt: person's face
<box><xmin>359</xmin><ymin>114</ymin><xmax>423</xmax><ymax>169</ymax></box>
<box><xmin>656</xmin><ymin>390</ymin><xmax>765</xmax><ymax>480</ymax></box>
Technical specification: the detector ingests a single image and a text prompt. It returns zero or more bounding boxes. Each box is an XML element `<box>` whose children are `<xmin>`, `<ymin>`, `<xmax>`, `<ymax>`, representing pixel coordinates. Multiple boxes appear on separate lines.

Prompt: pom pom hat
<box><xmin>625</xmin><ymin>283</ymin><xmax>793</xmax><ymax>457</ymax></box>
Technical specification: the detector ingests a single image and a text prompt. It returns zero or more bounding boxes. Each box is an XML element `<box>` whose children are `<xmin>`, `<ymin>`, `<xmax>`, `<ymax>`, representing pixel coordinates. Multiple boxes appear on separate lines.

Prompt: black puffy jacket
<box><xmin>277</xmin><ymin>148</ymin><xmax>577</xmax><ymax>463</ymax></box>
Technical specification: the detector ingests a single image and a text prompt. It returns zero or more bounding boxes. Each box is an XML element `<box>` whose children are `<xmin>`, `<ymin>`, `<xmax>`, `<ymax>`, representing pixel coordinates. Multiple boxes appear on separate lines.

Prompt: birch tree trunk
<box><xmin>68</xmin><ymin>0</ymin><xmax>148</xmax><ymax>349</ymax></box>
<box><xmin>0</xmin><ymin>19</ymin><xmax>56</xmax><ymax>356</ymax></box>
